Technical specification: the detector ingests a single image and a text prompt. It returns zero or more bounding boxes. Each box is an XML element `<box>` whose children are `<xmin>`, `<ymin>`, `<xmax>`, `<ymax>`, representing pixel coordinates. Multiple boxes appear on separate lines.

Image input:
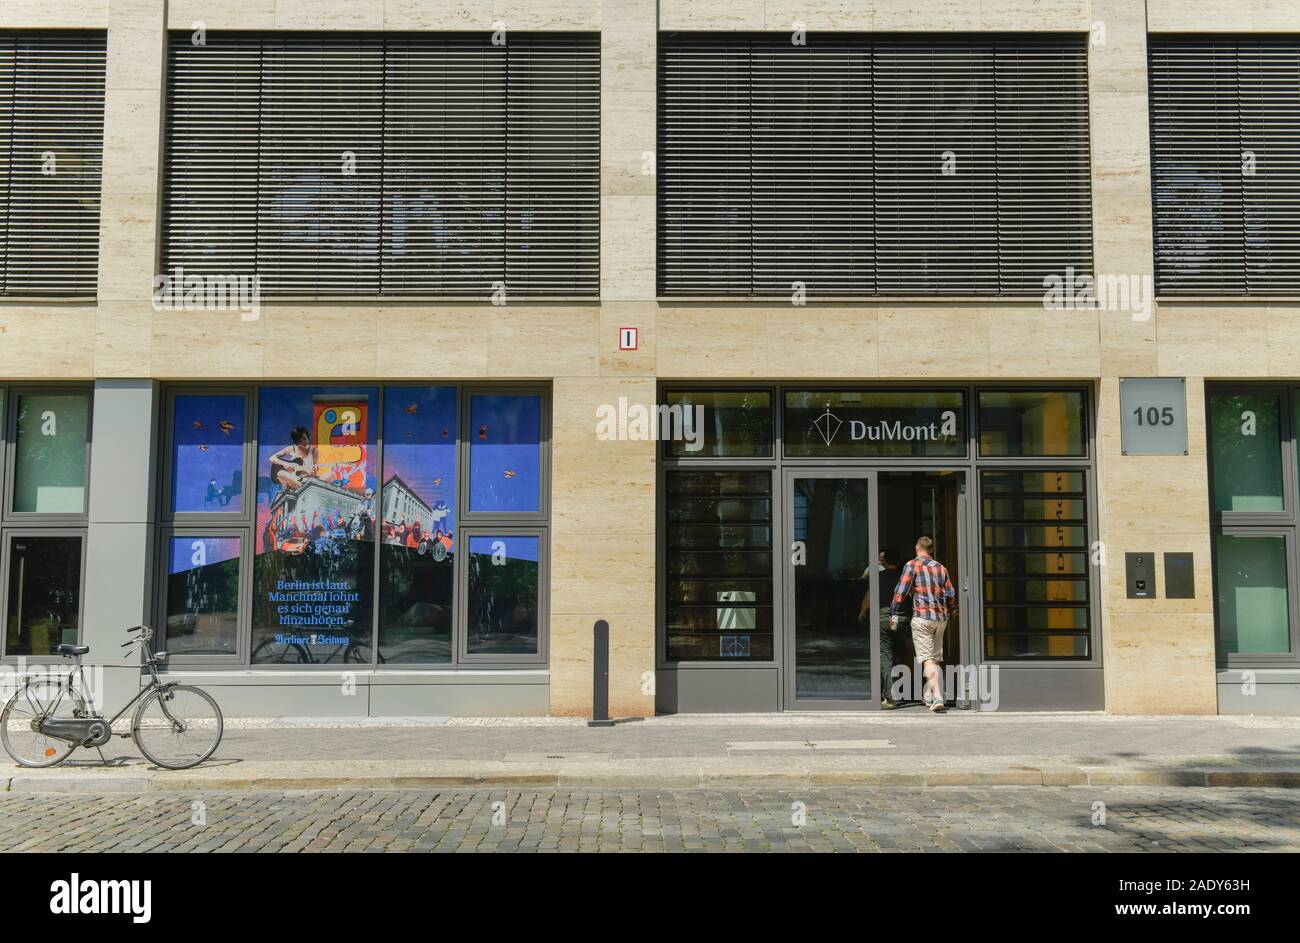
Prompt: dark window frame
<box><xmin>1206</xmin><ymin>382</ymin><xmax>1300</xmax><ymax>668</ymax></box>
<box><xmin>154</xmin><ymin>382</ymin><xmax>551</xmax><ymax>670</ymax></box>
<box><xmin>0</xmin><ymin>384</ymin><xmax>94</xmax><ymax>663</ymax></box>
<box><xmin>155</xmin><ymin>526</ymin><xmax>251</xmax><ymax>667</ymax></box>
<box><xmin>656</xmin><ymin>382</ymin><xmax>1099</xmax><ymax>671</ymax></box>
<box><xmin>161</xmin><ymin>31</ymin><xmax>602</xmax><ymax>301</ymax></box>
<box><xmin>657</xmin><ymin>32</ymin><xmax>1095</xmax><ymax>300</ymax></box>
<box><xmin>1149</xmin><ymin>34</ymin><xmax>1300</xmax><ymax>297</ymax></box>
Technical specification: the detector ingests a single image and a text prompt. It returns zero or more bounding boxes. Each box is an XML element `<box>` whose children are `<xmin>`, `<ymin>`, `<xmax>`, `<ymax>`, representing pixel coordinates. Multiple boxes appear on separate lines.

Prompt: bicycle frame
<box><xmin>28</xmin><ymin>650</ymin><xmax>178</xmax><ymax>738</ymax></box>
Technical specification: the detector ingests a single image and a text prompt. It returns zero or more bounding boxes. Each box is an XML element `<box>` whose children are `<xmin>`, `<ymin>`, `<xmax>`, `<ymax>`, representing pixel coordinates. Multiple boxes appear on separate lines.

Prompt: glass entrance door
<box><xmin>784</xmin><ymin>471</ymin><xmax>878</xmax><ymax>707</ymax></box>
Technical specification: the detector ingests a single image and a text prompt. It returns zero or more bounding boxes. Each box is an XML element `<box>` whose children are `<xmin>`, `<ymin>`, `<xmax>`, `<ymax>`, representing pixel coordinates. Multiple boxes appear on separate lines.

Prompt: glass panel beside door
<box><xmin>785</xmin><ymin>472</ymin><xmax>877</xmax><ymax>705</ymax></box>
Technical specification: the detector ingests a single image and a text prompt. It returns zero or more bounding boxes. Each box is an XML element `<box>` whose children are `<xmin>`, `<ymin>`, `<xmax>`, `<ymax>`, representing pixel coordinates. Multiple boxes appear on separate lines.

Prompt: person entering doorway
<box><xmin>859</xmin><ymin>547</ymin><xmax>907</xmax><ymax>708</ymax></box>
<box><xmin>890</xmin><ymin>536</ymin><xmax>957</xmax><ymax>713</ymax></box>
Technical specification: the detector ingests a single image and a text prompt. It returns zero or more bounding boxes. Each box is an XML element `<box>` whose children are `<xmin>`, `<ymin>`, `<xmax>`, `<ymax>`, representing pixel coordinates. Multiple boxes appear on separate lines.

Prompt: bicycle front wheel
<box><xmin>1</xmin><ymin>680</ymin><xmax>81</xmax><ymax>768</ymax></box>
<box><xmin>132</xmin><ymin>684</ymin><xmax>223</xmax><ymax>770</ymax></box>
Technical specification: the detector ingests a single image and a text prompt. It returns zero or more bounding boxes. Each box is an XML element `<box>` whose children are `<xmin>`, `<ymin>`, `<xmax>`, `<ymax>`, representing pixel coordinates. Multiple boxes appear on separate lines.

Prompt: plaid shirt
<box><xmin>891</xmin><ymin>554</ymin><xmax>956</xmax><ymax>621</ymax></box>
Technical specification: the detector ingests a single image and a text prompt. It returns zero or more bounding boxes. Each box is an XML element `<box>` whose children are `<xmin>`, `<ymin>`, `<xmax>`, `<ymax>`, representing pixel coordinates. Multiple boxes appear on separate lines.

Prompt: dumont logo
<box><xmin>811</xmin><ymin>406</ymin><xmax>958</xmax><ymax>447</ymax></box>
<box><xmin>50</xmin><ymin>873</ymin><xmax>151</xmax><ymax>924</ymax></box>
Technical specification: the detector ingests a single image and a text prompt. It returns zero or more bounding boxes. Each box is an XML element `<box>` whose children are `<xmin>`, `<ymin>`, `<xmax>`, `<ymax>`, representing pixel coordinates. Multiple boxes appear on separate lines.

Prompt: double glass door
<box><xmin>782</xmin><ymin>469</ymin><xmax>968</xmax><ymax>709</ymax></box>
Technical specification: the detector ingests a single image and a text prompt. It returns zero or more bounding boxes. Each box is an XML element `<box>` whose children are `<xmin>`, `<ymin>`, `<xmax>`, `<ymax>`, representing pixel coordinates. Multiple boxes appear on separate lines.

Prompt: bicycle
<box><xmin>1</xmin><ymin>625</ymin><xmax>224</xmax><ymax>770</ymax></box>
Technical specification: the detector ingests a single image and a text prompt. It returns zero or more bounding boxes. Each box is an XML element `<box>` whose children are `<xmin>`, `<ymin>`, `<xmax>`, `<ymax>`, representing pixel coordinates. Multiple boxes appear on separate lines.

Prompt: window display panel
<box><xmin>170</xmin><ymin>394</ymin><xmax>247</xmax><ymax>513</ymax></box>
<box><xmin>981</xmin><ymin>469</ymin><xmax>1091</xmax><ymax>660</ymax></box>
<box><xmin>378</xmin><ymin>386</ymin><xmax>457</xmax><ymax>663</ymax></box>
<box><xmin>1215</xmin><ymin>533</ymin><xmax>1291</xmax><ymax>655</ymax></box>
<box><xmin>468</xmin><ymin>394</ymin><xmax>542</xmax><ymax>513</ymax></box>
<box><xmin>5</xmin><ymin>535</ymin><xmax>81</xmax><ymax>656</ymax></box>
<box><xmin>665</xmin><ymin>470</ymin><xmax>774</xmax><ymax>661</ymax></box>
<box><xmin>164</xmin><ymin>536</ymin><xmax>241</xmax><ymax>656</ymax></box>
<box><xmin>1209</xmin><ymin>392</ymin><xmax>1284</xmax><ymax>513</ymax></box>
<box><xmin>663</xmin><ymin>390</ymin><xmax>774</xmax><ymax>458</ymax></box>
<box><xmin>251</xmin><ymin>387</ymin><xmax>378</xmax><ymax>664</ymax></box>
<box><xmin>978</xmin><ymin>390</ymin><xmax>1085</xmax><ymax>457</ymax></box>
<box><xmin>11</xmin><ymin>392</ymin><xmax>90</xmax><ymax>513</ymax></box>
<box><xmin>466</xmin><ymin>535</ymin><xmax>540</xmax><ymax>655</ymax></box>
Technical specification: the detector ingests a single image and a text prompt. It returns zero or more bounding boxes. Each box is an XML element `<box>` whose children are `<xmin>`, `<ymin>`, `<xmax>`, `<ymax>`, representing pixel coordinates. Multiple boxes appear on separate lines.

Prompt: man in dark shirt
<box><xmin>860</xmin><ymin>547</ymin><xmax>908</xmax><ymax>708</ymax></box>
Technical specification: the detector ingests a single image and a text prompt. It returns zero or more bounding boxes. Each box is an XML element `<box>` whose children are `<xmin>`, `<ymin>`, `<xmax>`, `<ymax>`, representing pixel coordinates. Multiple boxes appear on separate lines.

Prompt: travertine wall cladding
<box><xmin>659</xmin><ymin>0</ymin><xmax>1092</xmax><ymax>31</ymax></box>
<box><xmin>1148</xmin><ymin>0</ymin><xmax>1300</xmax><ymax>32</ymax></box>
<box><xmin>3</xmin><ymin>0</ymin><xmax>1296</xmax><ymax>715</ymax></box>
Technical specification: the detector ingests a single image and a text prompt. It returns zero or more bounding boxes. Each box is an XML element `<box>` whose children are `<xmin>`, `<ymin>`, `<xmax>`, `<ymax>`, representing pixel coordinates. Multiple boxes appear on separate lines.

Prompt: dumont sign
<box><xmin>811</xmin><ymin>406</ymin><xmax>958</xmax><ymax>447</ymax></box>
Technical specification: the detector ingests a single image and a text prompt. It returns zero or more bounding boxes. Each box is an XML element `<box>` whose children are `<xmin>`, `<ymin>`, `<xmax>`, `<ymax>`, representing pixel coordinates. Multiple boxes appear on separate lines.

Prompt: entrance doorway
<box><xmin>783</xmin><ymin>469</ymin><xmax>968</xmax><ymax>710</ymax></box>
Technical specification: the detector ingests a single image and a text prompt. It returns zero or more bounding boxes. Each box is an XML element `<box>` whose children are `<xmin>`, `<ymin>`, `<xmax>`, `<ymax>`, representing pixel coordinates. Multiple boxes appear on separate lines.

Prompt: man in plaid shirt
<box><xmin>890</xmin><ymin>536</ymin><xmax>957</xmax><ymax>713</ymax></box>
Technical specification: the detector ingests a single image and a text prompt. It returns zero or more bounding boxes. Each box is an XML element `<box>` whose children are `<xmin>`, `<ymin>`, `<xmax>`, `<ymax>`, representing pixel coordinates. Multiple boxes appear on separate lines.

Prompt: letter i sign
<box><xmin>619</xmin><ymin>327</ymin><xmax>638</xmax><ymax>351</ymax></box>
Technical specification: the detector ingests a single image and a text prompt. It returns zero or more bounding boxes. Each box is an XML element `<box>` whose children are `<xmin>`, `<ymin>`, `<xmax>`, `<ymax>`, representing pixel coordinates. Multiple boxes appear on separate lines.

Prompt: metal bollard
<box><xmin>588</xmin><ymin>619</ymin><xmax>614</xmax><ymax>727</ymax></box>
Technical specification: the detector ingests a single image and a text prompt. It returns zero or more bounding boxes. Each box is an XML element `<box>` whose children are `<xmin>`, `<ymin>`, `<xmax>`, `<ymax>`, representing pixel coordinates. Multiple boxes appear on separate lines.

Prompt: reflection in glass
<box><xmin>467</xmin><ymin>536</ymin><xmax>540</xmax><ymax>655</ymax></box>
<box><xmin>12</xmin><ymin>392</ymin><xmax>90</xmax><ymax>513</ymax></box>
<box><xmin>980</xmin><ymin>469</ymin><xmax>1090</xmax><ymax>660</ymax></box>
<box><xmin>164</xmin><ymin>537</ymin><xmax>240</xmax><ymax>656</ymax></box>
<box><xmin>171</xmin><ymin>394</ymin><xmax>246</xmax><ymax>513</ymax></box>
<box><xmin>379</xmin><ymin>386</ymin><xmax>457</xmax><ymax>663</ymax></box>
<box><xmin>663</xmin><ymin>390</ymin><xmax>773</xmax><ymax>458</ymax></box>
<box><xmin>792</xmin><ymin>477</ymin><xmax>872</xmax><ymax>699</ymax></box>
<box><xmin>665</xmin><ymin>470</ymin><xmax>774</xmax><ymax>661</ymax></box>
<box><xmin>468</xmin><ymin>395</ymin><xmax>542</xmax><ymax>512</ymax></box>
<box><xmin>978</xmin><ymin>390</ymin><xmax>1085</xmax><ymax>457</ymax></box>
<box><xmin>251</xmin><ymin>386</ymin><xmax>378</xmax><ymax>664</ymax></box>
<box><xmin>5</xmin><ymin>535</ymin><xmax>81</xmax><ymax>656</ymax></box>
<box><xmin>1209</xmin><ymin>393</ymin><xmax>1283</xmax><ymax>512</ymax></box>
<box><xmin>1215</xmin><ymin>534</ymin><xmax>1290</xmax><ymax>655</ymax></box>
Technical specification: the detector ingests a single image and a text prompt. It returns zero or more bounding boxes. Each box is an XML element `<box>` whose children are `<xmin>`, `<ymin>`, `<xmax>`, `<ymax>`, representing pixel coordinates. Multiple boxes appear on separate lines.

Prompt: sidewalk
<box><xmin>7</xmin><ymin>711</ymin><xmax>1300</xmax><ymax>792</ymax></box>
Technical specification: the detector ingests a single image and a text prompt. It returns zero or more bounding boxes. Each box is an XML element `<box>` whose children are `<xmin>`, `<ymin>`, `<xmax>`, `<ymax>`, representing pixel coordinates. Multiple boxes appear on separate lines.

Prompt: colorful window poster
<box><xmin>378</xmin><ymin>386</ymin><xmax>457</xmax><ymax>663</ymax></box>
<box><xmin>165</xmin><ymin>536</ymin><xmax>241</xmax><ymax>656</ymax></box>
<box><xmin>468</xmin><ymin>394</ymin><xmax>542</xmax><ymax>513</ymax></box>
<box><xmin>251</xmin><ymin>386</ymin><xmax>378</xmax><ymax>664</ymax></box>
<box><xmin>171</xmin><ymin>394</ymin><xmax>246</xmax><ymax>513</ymax></box>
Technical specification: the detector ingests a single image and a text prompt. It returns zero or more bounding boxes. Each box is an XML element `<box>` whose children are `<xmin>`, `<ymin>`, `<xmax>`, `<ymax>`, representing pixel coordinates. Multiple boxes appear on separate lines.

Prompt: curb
<box><xmin>6</xmin><ymin>767</ymin><xmax>1300</xmax><ymax>792</ymax></box>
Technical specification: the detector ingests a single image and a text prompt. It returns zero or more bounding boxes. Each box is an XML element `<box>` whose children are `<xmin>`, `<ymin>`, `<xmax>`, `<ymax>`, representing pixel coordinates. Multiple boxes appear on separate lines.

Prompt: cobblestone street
<box><xmin>1</xmin><ymin>786</ymin><xmax>1297</xmax><ymax>853</ymax></box>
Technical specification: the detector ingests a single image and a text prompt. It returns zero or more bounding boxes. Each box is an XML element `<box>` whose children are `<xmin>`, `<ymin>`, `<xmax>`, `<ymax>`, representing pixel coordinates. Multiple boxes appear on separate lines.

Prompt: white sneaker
<box><xmin>928</xmin><ymin>698</ymin><xmax>946</xmax><ymax>713</ymax></box>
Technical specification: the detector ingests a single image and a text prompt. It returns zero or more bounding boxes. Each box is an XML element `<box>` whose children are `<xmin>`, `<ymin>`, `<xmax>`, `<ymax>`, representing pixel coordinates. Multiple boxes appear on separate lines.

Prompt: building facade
<box><xmin>0</xmin><ymin>0</ymin><xmax>1298</xmax><ymax>717</ymax></box>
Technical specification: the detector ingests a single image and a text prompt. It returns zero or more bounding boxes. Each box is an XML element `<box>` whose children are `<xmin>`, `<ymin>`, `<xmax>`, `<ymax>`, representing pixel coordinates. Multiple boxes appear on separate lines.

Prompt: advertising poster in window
<box><xmin>378</xmin><ymin>386</ymin><xmax>457</xmax><ymax>663</ymax></box>
<box><xmin>171</xmin><ymin>394</ymin><xmax>246</xmax><ymax>513</ymax></box>
<box><xmin>252</xmin><ymin>387</ymin><xmax>378</xmax><ymax>664</ymax></box>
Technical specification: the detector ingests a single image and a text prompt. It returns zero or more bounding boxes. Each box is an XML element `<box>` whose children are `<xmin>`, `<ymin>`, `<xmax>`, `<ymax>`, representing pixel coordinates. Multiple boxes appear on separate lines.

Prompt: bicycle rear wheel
<box><xmin>1</xmin><ymin>680</ymin><xmax>81</xmax><ymax>768</ymax></box>
<box><xmin>132</xmin><ymin>684</ymin><xmax>223</xmax><ymax>770</ymax></box>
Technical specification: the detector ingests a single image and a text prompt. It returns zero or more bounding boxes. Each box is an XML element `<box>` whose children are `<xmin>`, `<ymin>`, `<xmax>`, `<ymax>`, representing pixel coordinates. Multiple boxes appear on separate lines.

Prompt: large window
<box><xmin>157</xmin><ymin>385</ymin><xmax>549</xmax><ymax>666</ymax></box>
<box><xmin>1</xmin><ymin>387</ymin><xmax>93</xmax><ymax>658</ymax></box>
<box><xmin>0</xmin><ymin>32</ymin><xmax>106</xmax><ymax>297</ymax></box>
<box><xmin>664</xmin><ymin>470</ymin><xmax>774</xmax><ymax>661</ymax></box>
<box><xmin>1149</xmin><ymin>36</ymin><xmax>1300</xmax><ymax>295</ymax></box>
<box><xmin>658</xmin><ymin>33</ymin><xmax>1093</xmax><ymax>297</ymax></box>
<box><xmin>164</xmin><ymin>33</ymin><xmax>599</xmax><ymax>299</ymax></box>
<box><xmin>1207</xmin><ymin>386</ymin><xmax>1300</xmax><ymax>663</ymax></box>
<box><xmin>980</xmin><ymin>470</ymin><xmax>1091</xmax><ymax>660</ymax></box>
<box><xmin>658</xmin><ymin>386</ymin><xmax>1096</xmax><ymax>666</ymax></box>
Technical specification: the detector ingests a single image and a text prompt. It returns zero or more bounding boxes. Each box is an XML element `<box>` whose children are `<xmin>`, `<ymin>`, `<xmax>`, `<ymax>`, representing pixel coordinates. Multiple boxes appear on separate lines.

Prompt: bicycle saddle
<box><xmin>56</xmin><ymin>644</ymin><xmax>90</xmax><ymax>656</ymax></box>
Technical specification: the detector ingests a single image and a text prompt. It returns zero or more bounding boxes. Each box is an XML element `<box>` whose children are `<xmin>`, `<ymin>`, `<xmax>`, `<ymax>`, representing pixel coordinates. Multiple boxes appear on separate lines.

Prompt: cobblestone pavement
<box><xmin>0</xmin><ymin>786</ymin><xmax>1297</xmax><ymax>852</ymax></box>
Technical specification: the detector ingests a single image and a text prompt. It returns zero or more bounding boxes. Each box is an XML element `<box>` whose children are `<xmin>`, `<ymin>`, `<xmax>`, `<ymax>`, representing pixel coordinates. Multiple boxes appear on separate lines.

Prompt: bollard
<box><xmin>588</xmin><ymin>619</ymin><xmax>614</xmax><ymax>727</ymax></box>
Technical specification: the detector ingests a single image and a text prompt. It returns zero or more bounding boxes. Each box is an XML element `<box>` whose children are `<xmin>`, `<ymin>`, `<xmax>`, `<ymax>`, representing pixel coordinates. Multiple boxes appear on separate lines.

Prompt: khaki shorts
<box><xmin>910</xmin><ymin>617</ymin><xmax>947</xmax><ymax>663</ymax></box>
